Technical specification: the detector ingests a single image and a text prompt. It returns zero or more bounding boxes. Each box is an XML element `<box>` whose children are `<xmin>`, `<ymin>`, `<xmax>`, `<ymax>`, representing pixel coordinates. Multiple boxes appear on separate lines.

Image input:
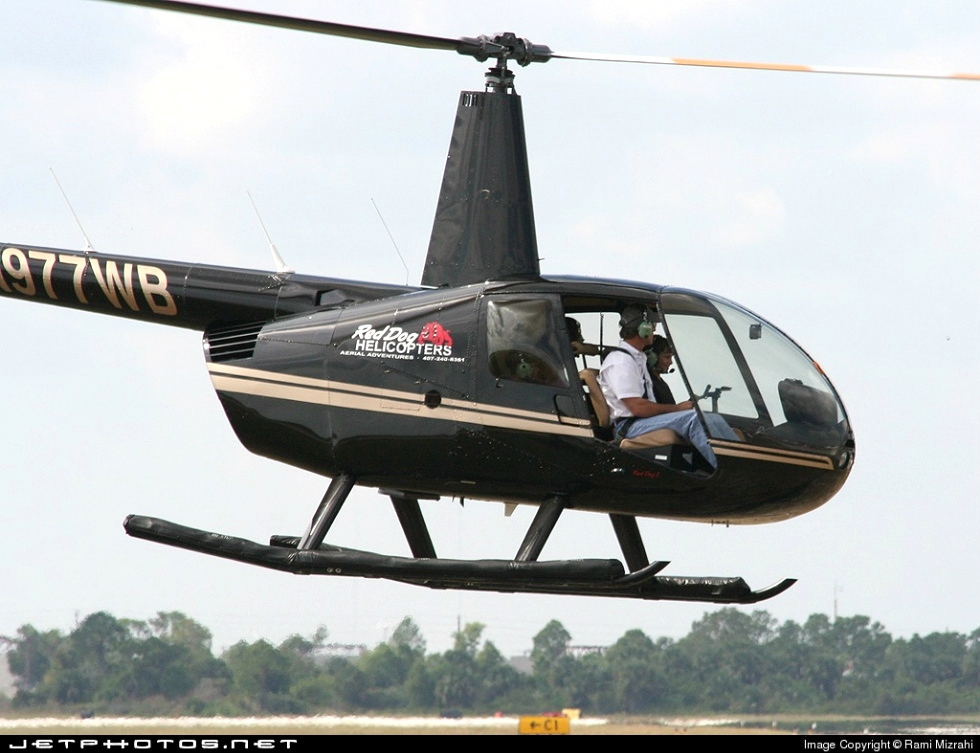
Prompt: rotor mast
<box><xmin>484</xmin><ymin>58</ymin><xmax>515</xmax><ymax>94</ymax></box>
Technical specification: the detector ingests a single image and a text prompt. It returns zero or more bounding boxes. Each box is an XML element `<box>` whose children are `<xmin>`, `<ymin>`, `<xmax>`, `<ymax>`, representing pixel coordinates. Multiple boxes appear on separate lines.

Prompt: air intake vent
<box><xmin>206</xmin><ymin>322</ymin><xmax>263</xmax><ymax>363</ymax></box>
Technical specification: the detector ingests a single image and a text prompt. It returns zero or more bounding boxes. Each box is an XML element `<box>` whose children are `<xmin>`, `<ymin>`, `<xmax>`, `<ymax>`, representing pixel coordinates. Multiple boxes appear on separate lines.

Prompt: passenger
<box><xmin>646</xmin><ymin>335</ymin><xmax>677</xmax><ymax>405</ymax></box>
<box><xmin>597</xmin><ymin>305</ymin><xmax>735</xmax><ymax>469</ymax></box>
<box><xmin>565</xmin><ymin>316</ymin><xmax>601</xmax><ymax>357</ymax></box>
<box><xmin>646</xmin><ymin>333</ymin><xmax>743</xmax><ymax>445</ymax></box>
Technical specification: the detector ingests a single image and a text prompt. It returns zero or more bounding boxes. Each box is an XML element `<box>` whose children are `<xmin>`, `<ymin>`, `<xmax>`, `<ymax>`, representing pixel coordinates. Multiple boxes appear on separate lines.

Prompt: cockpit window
<box><xmin>662</xmin><ymin>292</ymin><xmax>849</xmax><ymax>450</ymax></box>
<box><xmin>660</xmin><ymin>311</ymin><xmax>760</xmax><ymax>420</ymax></box>
<box><xmin>715</xmin><ymin>301</ymin><xmax>841</xmax><ymax>426</ymax></box>
<box><xmin>486</xmin><ymin>299</ymin><xmax>569</xmax><ymax>388</ymax></box>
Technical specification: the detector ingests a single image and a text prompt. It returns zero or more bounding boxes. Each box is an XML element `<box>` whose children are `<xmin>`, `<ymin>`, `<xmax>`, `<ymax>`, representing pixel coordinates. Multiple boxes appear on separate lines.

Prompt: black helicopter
<box><xmin>9</xmin><ymin>0</ymin><xmax>970</xmax><ymax>606</ymax></box>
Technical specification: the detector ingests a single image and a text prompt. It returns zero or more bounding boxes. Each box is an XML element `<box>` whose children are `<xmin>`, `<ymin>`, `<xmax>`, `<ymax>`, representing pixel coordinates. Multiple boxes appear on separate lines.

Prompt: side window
<box><xmin>486</xmin><ymin>298</ymin><xmax>569</xmax><ymax>388</ymax></box>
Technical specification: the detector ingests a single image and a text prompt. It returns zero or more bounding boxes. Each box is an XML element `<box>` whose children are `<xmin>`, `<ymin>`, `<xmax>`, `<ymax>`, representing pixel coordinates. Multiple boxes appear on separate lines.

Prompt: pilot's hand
<box><xmin>676</xmin><ymin>401</ymin><xmax>695</xmax><ymax>411</ymax></box>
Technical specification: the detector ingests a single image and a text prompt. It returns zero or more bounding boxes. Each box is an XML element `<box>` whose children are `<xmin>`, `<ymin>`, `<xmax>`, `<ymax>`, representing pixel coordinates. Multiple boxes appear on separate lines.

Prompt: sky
<box><xmin>1</xmin><ymin>0</ymin><xmax>978</xmax><ymax>659</ymax></box>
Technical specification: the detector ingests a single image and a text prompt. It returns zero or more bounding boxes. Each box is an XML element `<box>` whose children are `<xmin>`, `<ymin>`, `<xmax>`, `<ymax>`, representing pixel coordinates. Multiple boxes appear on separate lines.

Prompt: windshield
<box><xmin>661</xmin><ymin>291</ymin><xmax>850</xmax><ymax>452</ymax></box>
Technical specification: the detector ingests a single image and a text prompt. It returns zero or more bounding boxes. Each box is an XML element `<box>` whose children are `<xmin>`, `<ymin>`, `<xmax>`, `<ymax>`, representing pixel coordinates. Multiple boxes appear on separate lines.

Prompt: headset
<box><xmin>620</xmin><ymin>305</ymin><xmax>655</xmax><ymax>338</ymax></box>
<box><xmin>646</xmin><ymin>335</ymin><xmax>675</xmax><ymax>373</ymax></box>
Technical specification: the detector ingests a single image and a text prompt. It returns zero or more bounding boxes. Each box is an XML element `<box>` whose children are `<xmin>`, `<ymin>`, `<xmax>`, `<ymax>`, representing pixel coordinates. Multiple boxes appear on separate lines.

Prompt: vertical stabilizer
<box><xmin>422</xmin><ymin>89</ymin><xmax>539</xmax><ymax>287</ymax></box>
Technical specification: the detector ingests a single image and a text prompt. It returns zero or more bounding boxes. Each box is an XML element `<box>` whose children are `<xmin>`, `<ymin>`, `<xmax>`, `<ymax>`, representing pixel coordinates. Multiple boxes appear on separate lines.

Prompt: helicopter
<box><xmin>3</xmin><ymin>1</ymin><xmax>975</xmax><ymax>609</ymax></box>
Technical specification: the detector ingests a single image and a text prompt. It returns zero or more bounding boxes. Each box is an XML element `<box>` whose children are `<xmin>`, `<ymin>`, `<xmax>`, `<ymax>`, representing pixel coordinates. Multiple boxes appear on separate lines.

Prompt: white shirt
<box><xmin>597</xmin><ymin>340</ymin><xmax>656</xmax><ymax>421</ymax></box>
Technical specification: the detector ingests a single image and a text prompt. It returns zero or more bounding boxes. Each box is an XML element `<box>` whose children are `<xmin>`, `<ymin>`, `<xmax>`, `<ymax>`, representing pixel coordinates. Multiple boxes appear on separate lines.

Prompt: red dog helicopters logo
<box><xmin>341</xmin><ymin>321</ymin><xmax>464</xmax><ymax>362</ymax></box>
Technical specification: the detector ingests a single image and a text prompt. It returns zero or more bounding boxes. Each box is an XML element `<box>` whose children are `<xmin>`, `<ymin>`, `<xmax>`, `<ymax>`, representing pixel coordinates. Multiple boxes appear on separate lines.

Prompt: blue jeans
<box><xmin>618</xmin><ymin>410</ymin><xmax>737</xmax><ymax>469</ymax></box>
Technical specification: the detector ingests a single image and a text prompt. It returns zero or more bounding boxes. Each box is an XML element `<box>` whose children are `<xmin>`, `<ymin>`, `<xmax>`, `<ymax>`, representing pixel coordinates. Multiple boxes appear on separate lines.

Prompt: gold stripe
<box><xmin>711</xmin><ymin>441</ymin><xmax>835</xmax><ymax>470</ymax></box>
<box><xmin>207</xmin><ymin>363</ymin><xmax>591</xmax><ymax>427</ymax></box>
<box><xmin>711</xmin><ymin>439</ymin><xmax>830</xmax><ymax>460</ymax></box>
<box><xmin>210</xmin><ymin>365</ymin><xmax>843</xmax><ymax>465</ymax></box>
<box><xmin>208</xmin><ymin>364</ymin><xmax>593</xmax><ymax>438</ymax></box>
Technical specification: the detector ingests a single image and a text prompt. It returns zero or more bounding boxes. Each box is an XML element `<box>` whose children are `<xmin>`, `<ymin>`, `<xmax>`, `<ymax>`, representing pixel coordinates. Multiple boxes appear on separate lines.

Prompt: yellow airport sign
<box><xmin>519</xmin><ymin>715</ymin><xmax>570</xmax><ymax>735</ymax></box>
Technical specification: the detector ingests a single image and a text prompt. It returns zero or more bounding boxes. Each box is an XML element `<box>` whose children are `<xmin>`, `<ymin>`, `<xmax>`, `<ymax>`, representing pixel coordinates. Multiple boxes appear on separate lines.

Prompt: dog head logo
<box><xmin>418</xmin><ymin>321</ymin><xmax>453</xmax><ymax>347</ymax></box>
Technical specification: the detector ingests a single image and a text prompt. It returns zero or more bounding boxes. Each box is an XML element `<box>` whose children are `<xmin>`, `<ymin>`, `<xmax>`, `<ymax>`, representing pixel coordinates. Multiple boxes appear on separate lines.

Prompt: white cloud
<box><xmin>850</xmin><ymin>130</ymin><xmax>914</xmax><ymax>164</ymax></box>
<box><xmin>715</xmin><ymin>186</ymin><xmax>785</xmax><ymax>246</ymax></box>
<box><xmin>585</xmin><ymin>0</ymin><xmax>768</xmax><ymax>31</ymax></box>
<box><xmin>135</xmin><ymin>15</ymin><xmax>268</xmax><ymax>152</ymax></box>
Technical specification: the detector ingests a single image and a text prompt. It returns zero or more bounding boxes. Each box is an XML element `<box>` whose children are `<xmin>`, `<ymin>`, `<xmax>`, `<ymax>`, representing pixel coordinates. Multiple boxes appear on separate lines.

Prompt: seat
<box><xmin>578</xmin><ymin>368</ymin><xmax>684</xmax><ymax>447</ymax></box>
<box><xmin>578</xmin><ymin>368</ymin><xmax>610</xmax><ymax>429</ymax></box>
<box><xmin>619</xmin><ymin>430</ymin><xmax>684</xmax><ymax>450</ymax></box>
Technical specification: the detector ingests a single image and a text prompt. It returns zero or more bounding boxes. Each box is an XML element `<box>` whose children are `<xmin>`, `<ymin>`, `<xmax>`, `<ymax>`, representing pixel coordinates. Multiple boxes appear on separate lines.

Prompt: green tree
<box><xmin>137</xmin><ymin>611</ymin><xmax>227</xmax><ymax>700</ymax></box>
<box><xmin>51</xmin><ymin>612</ymin><xmax>133</xmax><ymax>703</ymax></box>
<box><xmin>798</xmin><ymin>613</ymin><xmax>891</xmax><ymax>709</ymax></box>
<box><xmin>147</xmin><ymin>611</ymin><xmax>214</xmax><ymax>653</ymax></box>
<box><xmin>404</xmin><ymin>658</ymin><xmax>436</xmax><ymax>708</ymax></box>
<box><xmin>390</xmin><ymin>616</ymin><xmax>426</xmax><ymax>656</ymax></box>
<box><xmin>765</xmin><ymin>620</ymin><xmax>826</xmax><ymax>709</ymax></box>
<box><xmin>604</xmin><ymin>629</ymin><xmax>664</xmax><ymax>712</ymax></box>
<box><xmin>223</xmin><ymin>639</ymin><xmax>296</xmax><ymax>711</ymax></box>
<box><xmin>325</xmin><ymin>656</ymin><xmax>367</xmax><ymax>709</ymax></box>
<box><xmin>358</xmin><ymin>617</ymin><xmax>429</xmax><ymax>709</ymax></box>
<box><xmin>670</xmin><ymin>609</ymin><xmax>776</xmax><ymax>711</ymax></box>
<box><xmin>126</xmin><ymin>637</ymin><xmax>194</xmax><ymax>699</ymax></box>
<box><xmin>430</xmin><ymin>622</ymin><xmax>486</xmax><ymax>709</ymax></box>
<box><xmin>360</xmin><ymin>643</ymin><xmax>412</xmax><ymax>707</ymax></box>
<box><xmin>6</xmin><ymin>624</ymin><xmax>64</xmax><ymax>702</ymax></box>
<box><xmin>561</xmin><ymin>650</ymin><xmax>611</xmax><ymax>712</ymax></box>
<box><xmin>278</xmin><ymin>626</ymin><xmax>328</xmax><ymax>660</ymax></box>
<box><xmin>531</xmin><ymin>620</ymin><xmax>610</xmax><ymax>710</ymax></box>
<box><xmin>453</xmin><ymin>622</ymin><xmax>486</xmax><ymax>655</ymax></box>
<box><xmin>531</xmin><ymin>619</ymin><xmax>571</xmax><ymax>677</ymax></box>
<box><xmin>963</xmin><ymin>628</ymin><xmax>980</xmax><ymax>688</ymax></box>
<box><xmin>900</xmin><ymin>633</ymin><xmax>965</xmax><ymax>685</ymax></box>
<box><xmin>475</xmin><ymin>640</ymin><xmax>524</xmax><ymax>707</ymax></box>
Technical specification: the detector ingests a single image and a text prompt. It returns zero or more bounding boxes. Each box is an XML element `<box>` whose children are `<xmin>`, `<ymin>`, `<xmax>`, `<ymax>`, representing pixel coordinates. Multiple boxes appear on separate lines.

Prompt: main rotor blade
<box><xmin>97</xmin><ymin>1</ymin><xmax>980</xmax><ymax>81</ymax></box>
<box><xmin>95</xmin><ymin>0</ymin><xmax>503</xmax><ymax>57</ymax></box>
<box><xmin>550</xmin><ymin>50</ymin><xmax>980</xmax><ymax>82</ymax></box>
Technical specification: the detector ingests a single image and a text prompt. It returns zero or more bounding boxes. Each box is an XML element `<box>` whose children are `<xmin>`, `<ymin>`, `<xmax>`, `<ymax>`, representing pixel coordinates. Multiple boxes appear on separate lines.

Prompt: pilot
<box><xmin>597</xmin><ymin>304</ymin><xmax>732</xmax><ymax>469</ymax></box>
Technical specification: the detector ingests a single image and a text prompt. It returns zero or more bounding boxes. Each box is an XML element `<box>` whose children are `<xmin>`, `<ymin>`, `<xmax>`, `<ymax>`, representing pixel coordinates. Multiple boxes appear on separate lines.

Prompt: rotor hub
<box><xmin>459</xmin><ymin>32</ymin><xmax>552</xmax><ymax>67</ymax></box>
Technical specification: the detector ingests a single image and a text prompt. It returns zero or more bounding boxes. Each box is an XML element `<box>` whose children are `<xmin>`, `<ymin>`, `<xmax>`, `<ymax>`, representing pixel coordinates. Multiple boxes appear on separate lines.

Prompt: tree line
<box><xmin>2</xmin><ymin>609</ymin><xmax>978</xmax><ymax>716</ymax></box>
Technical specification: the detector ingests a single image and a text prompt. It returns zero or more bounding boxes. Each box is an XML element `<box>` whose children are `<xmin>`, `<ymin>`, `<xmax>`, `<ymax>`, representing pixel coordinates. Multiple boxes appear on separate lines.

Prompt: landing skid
<box><xmin>123</xmin><ymin>478</ymin><xmax>795</xmax><ymax>605</ymax></box>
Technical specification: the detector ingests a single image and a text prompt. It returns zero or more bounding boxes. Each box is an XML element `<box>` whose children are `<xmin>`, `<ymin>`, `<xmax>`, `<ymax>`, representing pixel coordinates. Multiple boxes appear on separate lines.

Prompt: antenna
<box><xmin>247</xmin><ymin>191</ymin><xmax>294</xmax><ymax>275</ymax></box>
<box><xmin>49</xmin><ymin>168</ymin><xmax>95</xmax><ymax>252</ymax></box>
<box><xmin>371</xmin><ymin>199</ymin><xmax>410</xmax><ymax>285</ymax></box>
